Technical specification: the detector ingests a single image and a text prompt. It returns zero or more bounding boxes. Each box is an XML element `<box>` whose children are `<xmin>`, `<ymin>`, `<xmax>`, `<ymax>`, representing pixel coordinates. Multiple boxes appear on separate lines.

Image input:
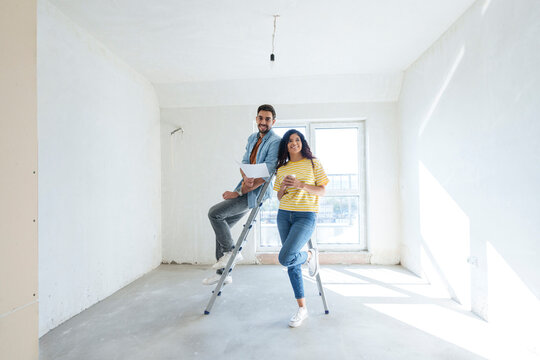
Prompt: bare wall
<box><xmin>398</xmin><ymin>0</ymin><xmax>540</xmax><ymax>355</ymax></box>
<box><xmin>161</xmin><ymin>102</ymin><xmax>400</xmax><ymax>266</ymax></box>
<box><xmin>38</xmin><ymin>0</ymin><xmax>162</xmax><ymax>336</ymax></box>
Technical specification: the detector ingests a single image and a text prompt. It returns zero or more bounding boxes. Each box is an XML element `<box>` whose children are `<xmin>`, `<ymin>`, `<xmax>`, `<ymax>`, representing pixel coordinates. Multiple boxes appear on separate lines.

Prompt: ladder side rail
<box><xmin>308</xmin><ymin>238</ymin><xmax>330</xmax><ymax>314</ymax></box>
<box><xmin>205</xmin><ymin>203</ymin><xmax>262</xmax><ymax>311</ymax></box>
<box><xmin>204</xmin><ymin>174</ymin><xmax>274</xmax><ymax>314</ymax></box>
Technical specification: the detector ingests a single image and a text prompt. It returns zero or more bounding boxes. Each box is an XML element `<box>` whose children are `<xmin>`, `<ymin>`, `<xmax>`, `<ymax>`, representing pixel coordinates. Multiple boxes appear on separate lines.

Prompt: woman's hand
<box><xmin>277</xmin><ymin>180</ymin><xmax>289</xmax><ymax>201</ymax></box>
<box><xmin>282</xmin><ymin>175</ymin><xmax>305</xmax><ymax>190</ymax></box>
<box><xmin>281</xmin><ymin>175</ymin><xmax>326</xmax><ymax>196</ymax></box>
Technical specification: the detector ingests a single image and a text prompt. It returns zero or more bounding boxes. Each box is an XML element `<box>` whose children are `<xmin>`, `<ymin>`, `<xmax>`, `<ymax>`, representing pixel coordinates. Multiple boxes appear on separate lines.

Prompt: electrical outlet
<box><xmin>467</xmin><ymin>256</ymin><xmax>478</xmax><ymax>267</ymax></box>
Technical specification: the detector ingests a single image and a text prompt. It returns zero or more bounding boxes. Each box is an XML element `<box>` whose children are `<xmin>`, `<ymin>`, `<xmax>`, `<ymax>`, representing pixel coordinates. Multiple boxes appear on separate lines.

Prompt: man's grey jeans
<box><xmin>208</xmin><ymin>194</ymin><xmax>249</xmax><ymax>273</ymax></box>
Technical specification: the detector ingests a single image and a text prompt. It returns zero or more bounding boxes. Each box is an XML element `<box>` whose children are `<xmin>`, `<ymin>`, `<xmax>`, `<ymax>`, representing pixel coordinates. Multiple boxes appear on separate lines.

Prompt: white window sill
<box><xmin>255</xmin><ymin>251</ymin><xmax>371</xmax><ymax>265</ymax></box>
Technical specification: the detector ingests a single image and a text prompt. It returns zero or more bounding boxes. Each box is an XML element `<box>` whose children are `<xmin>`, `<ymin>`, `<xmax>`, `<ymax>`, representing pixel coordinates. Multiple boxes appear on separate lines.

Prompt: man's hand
<box><xmin>244</xmin><ymin>177</ymin><xmax>255</xmax><ymax>187</ymax></box>
<box><xmin>222</xmin><ymin>191</ymin><xmax>239</xmax><ymax>200</ymax></box>
<box><xmin>240</xmin><ymin>168</ymin><xmax>256</xmax><ymax>187</ymax></box>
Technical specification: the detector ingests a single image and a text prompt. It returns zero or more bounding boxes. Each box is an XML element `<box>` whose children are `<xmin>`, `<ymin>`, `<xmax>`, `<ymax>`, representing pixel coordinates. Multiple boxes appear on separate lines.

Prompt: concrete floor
<box><xmin>40</xmin><ymin>264</ymin><xmax>521</xmax><ymax>360</ymax></box>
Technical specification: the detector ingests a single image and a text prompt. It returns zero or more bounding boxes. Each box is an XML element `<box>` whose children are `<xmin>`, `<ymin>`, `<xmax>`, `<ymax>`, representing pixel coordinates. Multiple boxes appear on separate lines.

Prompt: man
<box><xmin>203</xmin><ymin>104</ymin><xmax>281</xmax><ymax>285</ymax></box>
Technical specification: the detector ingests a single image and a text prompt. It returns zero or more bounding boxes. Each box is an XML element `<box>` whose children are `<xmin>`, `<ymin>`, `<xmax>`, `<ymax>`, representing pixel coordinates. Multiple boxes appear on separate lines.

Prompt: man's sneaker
<box><xmin>212</xmin><ymin>251</ymin><xmax>244</xmax><ymax>269</ymax></box>
<box><xmin>202</xmin><ymin>273</ymin><xmax>232</xmax><ymax>286</ymax></box>
<box><xmin>307</xmin><ymin>248</ymin><xmax>319</xmax><ymax>277</ymax></box>
<box><xmin>288</xmin><ymin>307</ymin><xmax>308</xmax><ymax>328</ymax></box>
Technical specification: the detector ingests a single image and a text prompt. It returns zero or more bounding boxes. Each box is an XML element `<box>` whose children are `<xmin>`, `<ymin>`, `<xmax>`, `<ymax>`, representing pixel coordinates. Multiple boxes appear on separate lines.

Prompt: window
<box><xmin>258</xmin><ymin>121</ymin><xmax>367</xmax><ymax>251</ymax></box>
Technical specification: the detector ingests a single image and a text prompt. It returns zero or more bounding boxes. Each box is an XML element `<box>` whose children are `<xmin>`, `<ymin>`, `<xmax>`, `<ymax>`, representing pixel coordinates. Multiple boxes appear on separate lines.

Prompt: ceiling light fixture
<box><xmin>270</xmin><ymin>14</ymin><xmax>280</xmax><ymax>61</ymax></box>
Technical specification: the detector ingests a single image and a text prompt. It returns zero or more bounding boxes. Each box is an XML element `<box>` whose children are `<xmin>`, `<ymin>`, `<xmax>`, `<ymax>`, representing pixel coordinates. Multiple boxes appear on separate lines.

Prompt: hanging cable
<box><xmin>271</xmin><ymin>15</ymin><xmax>280</xmax><ymax>61</ymax></box>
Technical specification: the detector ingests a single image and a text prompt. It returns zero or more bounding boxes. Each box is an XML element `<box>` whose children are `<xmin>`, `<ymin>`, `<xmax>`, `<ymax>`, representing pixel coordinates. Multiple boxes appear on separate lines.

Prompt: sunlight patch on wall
<box><xmin>418</xmin><ymin>46</ymin><xmax>465</xmax><ymax>136</ymax></box>
<box><xmin>487</xmin><ymin>242</ymin><xmax>540</xmax><ymax>356</ymax></box>
<box><xmin>481</xmin><ymin>0</ymin><xmax>492</xmax><ymax>16</ymax></box>
<box><xmin>419</xmin><ymin>161</ymin><xmax>471</xmax><ymax>307</ymax></box>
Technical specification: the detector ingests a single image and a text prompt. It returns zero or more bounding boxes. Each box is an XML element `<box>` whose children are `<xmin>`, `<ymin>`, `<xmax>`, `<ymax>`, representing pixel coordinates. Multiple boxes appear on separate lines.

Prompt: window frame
<box><xmin>256</xmin><ymin>118</ymin><xmax>369</xmax><ymax>252</ymax></box>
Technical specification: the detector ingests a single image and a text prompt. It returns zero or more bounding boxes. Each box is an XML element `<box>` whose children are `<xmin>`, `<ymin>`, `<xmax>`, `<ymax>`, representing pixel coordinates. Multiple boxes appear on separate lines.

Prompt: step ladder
<box><xmin>204</xmin><ymin>174</ymin><xmax>330</xmax><ymax>315</ymax></box>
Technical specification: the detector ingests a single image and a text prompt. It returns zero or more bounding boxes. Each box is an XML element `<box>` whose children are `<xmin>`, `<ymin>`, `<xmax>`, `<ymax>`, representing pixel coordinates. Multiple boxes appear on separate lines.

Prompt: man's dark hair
<box><xmin>257</xmin><ymin>104</ymin><xmax>276</xmax><ymax>119</ymax></box>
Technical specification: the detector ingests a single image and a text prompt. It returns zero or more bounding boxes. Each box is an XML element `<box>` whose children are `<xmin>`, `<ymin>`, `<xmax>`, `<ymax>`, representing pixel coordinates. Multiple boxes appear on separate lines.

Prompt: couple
<box><xmin>203</xmin><ymin>104</ymin><xmax>329</xmax><ymax>328</ymax></box>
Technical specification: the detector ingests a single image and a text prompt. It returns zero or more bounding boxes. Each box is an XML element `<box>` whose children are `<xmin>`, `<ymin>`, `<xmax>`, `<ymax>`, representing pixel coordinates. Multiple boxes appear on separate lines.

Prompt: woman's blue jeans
<box><xmin>277</xmin><ymin>209</ymin><xmax>317</xmax><ymax>299</ymax></box>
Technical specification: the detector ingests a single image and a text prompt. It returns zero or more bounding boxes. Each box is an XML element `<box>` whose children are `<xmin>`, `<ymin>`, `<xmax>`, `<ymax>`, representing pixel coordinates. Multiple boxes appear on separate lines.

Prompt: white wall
<box><xmin>155</xmin><ymin>73</ymin><xmax>403</xmax><ymax>107</ymax></box>
<box><xmin>398</xmin><ymin>0</ymin><xmax>540</xmax><ymax>355</ymax></box>
<box><xmin>161</xmin><ymin>102</ymin><xmax>400</xmax><ymax>265</ymax></box>
<box><xmin>38</xmin><ymin>0</ymin><xmax>161</xmax><ymax>336</ymax></box>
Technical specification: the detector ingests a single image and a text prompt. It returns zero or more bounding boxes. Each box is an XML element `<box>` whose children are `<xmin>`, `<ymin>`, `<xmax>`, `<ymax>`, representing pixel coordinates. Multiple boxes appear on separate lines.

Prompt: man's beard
<box><xmin>259</xmin><ymin>125</ymin><xmax>270</xmax><ymax>134</ymax></box>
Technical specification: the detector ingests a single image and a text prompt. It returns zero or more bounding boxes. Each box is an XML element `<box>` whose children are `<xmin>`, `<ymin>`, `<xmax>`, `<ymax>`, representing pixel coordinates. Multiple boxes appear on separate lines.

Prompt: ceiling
<box><xmin>48</xmin><ymin>0</ymin><xmax>476</xmax><ymax>84</ymax></box>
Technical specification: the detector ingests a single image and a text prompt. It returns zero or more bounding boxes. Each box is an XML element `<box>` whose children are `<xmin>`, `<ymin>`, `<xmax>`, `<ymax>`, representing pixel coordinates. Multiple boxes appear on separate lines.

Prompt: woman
<box><xmin>273</xmin><ymin>129</ymin><xmax>329</xmax><ymax>327</ymax></box>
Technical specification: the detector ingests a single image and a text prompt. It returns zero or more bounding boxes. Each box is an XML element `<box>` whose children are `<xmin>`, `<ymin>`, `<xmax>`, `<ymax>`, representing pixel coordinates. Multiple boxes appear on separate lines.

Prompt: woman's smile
<box><xmin>288</xmin><ymin>133</ymin><xmax>302</xmax><ymax>154</ymax></box>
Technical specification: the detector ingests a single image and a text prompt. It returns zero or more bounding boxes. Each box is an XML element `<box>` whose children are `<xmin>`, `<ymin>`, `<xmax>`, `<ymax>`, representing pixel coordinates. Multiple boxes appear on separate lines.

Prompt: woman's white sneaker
<box><xmin>307</xmin><ymin>248</ymin><xmax>319</xmax><ymax>277</ymax></box>
<box><xmin>288</xmin><ymin>307</ymin><xmax>308</xmax><ymax>328</ymax></box>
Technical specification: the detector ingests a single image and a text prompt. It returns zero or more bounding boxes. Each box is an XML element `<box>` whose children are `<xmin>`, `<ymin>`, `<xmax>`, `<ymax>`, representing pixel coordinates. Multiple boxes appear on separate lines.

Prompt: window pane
<box><xmin>316</xmin><ymin>196</ymin><xmax>360</xmax><ymax>245</ymax></box>
<box><xmin>260</xmin><ymin>196</ymin><xmax>280</xmax><ymax>248</ymax></box>
<box><xmin>260</xmin><ymin>196</ymin><xmax>361</xmax><ymax>247</ymax></box>
<box><xmin>315</xmin><ymin>128</ymin><xmax>358</xmax><ymax>191</ymax></box>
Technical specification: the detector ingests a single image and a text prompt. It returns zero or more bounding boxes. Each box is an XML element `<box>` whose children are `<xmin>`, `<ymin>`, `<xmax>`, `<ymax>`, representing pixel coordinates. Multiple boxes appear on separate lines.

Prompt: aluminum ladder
<box><xmin>204</xmin><ymin>174</ymin><xmax>330</xmax><ymax>315</ymax></box>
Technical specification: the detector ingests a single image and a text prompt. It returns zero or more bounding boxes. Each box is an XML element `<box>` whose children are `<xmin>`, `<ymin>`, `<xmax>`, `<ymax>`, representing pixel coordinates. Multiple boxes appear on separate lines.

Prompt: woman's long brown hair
<box><xmin>276</xmin><ymin>129</ymin><xmax>315</xmax><ymax>169</ymax></box>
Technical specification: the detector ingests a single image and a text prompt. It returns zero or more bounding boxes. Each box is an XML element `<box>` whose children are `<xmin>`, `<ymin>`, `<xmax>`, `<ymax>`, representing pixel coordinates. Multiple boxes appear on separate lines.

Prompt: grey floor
<box><xmin>40</xmin><ymin>264</ymin><xmax>498</xmax><ymax>360</ymax></box>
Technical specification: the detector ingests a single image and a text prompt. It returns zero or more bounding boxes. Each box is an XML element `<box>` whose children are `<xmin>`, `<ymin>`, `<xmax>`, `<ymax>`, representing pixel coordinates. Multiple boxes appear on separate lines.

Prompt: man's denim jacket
<box><xmin>235</xmin><ymin>129</ymin><xmax>281</xmax><ymax>209</ymax></box>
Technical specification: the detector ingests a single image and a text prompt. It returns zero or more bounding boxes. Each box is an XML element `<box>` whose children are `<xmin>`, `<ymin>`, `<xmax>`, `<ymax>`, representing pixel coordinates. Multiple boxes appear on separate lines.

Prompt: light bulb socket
<box><xmin>270</xmin><ymin>53</ymin><xmax>275</xmax><ymax>61</ymax></box>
